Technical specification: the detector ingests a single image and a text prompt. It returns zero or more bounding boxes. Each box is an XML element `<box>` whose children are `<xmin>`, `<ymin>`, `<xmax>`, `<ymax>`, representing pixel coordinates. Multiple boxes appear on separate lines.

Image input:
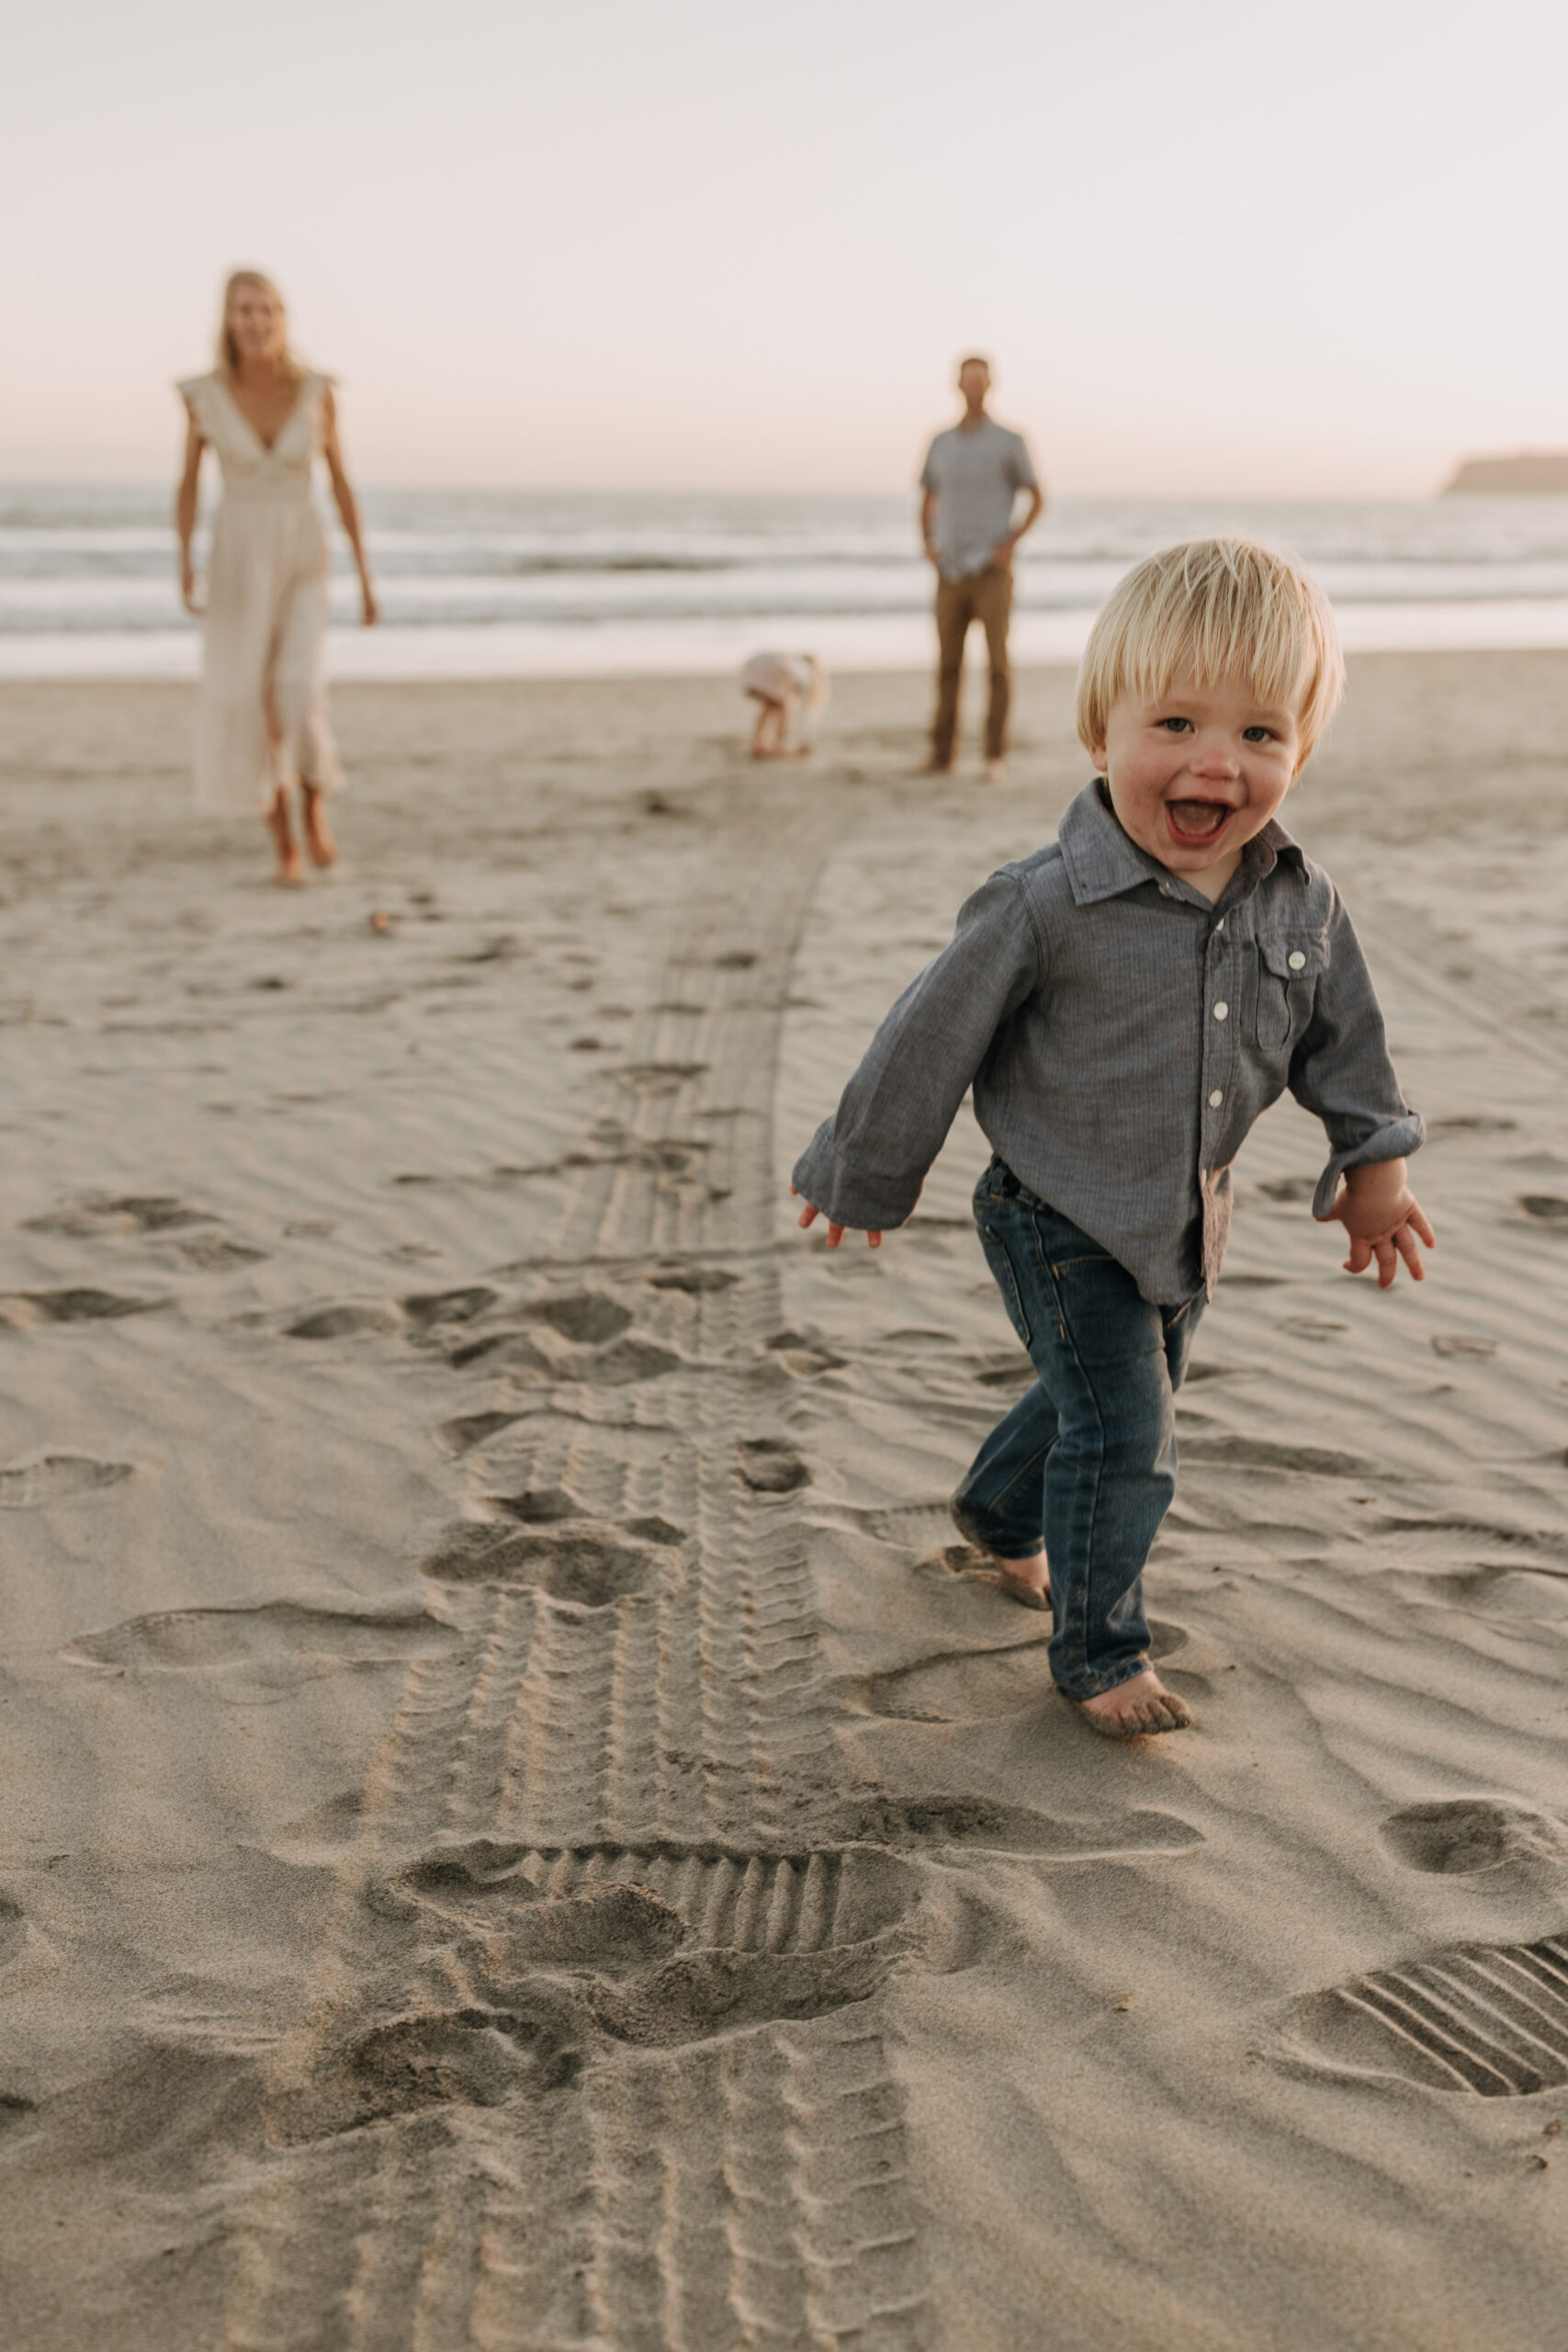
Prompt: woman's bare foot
<box><xmin>1075</xmin><ymin>1668</ymin><xmax>1191</xmax><ymax>1738</ymax></box>
<box><xmin>301</xmin><ymin>784</ymin><xmax>336</xmax><ymax>869</ymax></box>
<box><xmin>265</xmin><ymin>790</ymin><xmax>303</xmax><ymax>886</ymax></box>
<box><xmin>993</xmin><ymin>1549</ymin><xmax>1050</xmax><ymax>1610</ymax></box>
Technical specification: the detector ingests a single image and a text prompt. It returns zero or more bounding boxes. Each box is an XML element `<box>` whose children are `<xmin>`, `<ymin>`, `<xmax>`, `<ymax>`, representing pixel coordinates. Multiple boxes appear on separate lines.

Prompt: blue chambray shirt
<box><xmin>792</xmin><ymin>780</ymin><xmax>1423</xmax><ymax>1306</ymax></box>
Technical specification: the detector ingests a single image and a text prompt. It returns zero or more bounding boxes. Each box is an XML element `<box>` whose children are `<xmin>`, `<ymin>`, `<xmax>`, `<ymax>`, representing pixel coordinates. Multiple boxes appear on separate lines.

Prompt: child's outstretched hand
<box><xmin>1324</xmin><ymin>1159</ymin><xmax>1436</xmax><ymax>1288</ymax></box>
<box><xmin>791</xmin><ymin>1185</ymin><xmax>881</xmax><ymax>1250</ymax></box>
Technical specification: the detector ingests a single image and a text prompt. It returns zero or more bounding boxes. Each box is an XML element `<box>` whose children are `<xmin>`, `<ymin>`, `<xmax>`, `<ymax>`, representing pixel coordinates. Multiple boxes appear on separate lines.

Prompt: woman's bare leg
<box><xmin>300</xmin><ymin>782</ymin><xmax>336</xmax><ymax>868</ymax></box>
<box><xmin>265</xmin><ymin>787</ymin><xmax>303</xmax><ymax>885</ymax></box>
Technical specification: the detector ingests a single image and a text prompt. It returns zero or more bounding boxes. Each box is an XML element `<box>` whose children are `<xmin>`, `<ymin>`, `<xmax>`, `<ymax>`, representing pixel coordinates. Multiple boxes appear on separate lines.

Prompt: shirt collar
<box><xmin>1057</xmin><ymin>779</ymin><xmax>1306</xmax><ymax>909</ymax></box>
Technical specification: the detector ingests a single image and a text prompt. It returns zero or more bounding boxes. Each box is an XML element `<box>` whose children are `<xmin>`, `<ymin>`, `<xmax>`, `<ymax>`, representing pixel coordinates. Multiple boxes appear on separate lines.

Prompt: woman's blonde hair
<box><xmin>1076</xmin><ymin>536</ymin><xmax>1345</xmax><ymax>771</ymax></box>
<box><xmin>215</xmin><ymin>270</ymin><xmax>303</xmax><ymax>380</ymax></box>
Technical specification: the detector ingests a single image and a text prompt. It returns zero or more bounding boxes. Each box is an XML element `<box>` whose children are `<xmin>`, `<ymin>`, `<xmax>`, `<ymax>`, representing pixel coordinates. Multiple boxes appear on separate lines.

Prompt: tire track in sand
<box><xmin>225</xmin><ymin>806</ymin><xmax>938</xmax><ymax>2350</ymax></box>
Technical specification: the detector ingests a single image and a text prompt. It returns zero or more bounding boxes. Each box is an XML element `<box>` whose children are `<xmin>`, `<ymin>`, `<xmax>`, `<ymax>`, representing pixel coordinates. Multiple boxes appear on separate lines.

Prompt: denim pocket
<box><xmin>976</xmin><ymin>1220</ymin><xmax>1032</xmax><ymax>1349</ymax></box>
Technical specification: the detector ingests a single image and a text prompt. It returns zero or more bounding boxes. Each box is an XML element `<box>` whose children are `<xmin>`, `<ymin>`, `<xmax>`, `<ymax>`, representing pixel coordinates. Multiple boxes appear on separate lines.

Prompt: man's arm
<box><xmin>988</xmin><ymin>481</ymin><xmax>1044</xmax><ymax>571</ymax></box>
<box><xmin>920</xmin><ymin>487</ymin><xmax>940</xmax><ymax>568</ymax></box>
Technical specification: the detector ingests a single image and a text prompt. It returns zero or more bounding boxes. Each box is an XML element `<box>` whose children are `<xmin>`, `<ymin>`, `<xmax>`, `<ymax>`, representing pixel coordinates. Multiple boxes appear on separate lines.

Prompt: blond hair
<box><xmin>1076</xmin><ymin>537</ymin><xmax>1344</xmax><ymax>771</ymax></box>
<box><xmin>215</xmin><ymin>270</ymin><xmax>303</xmax><ymax>381</ymax></box>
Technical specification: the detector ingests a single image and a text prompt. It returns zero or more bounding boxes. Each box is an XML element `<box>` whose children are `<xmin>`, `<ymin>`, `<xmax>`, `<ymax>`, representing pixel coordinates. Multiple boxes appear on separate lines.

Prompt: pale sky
<box><xmin>6</xmin><ymin>0</ymin><xmax>1567</xmax><ymax>496</ymax></box>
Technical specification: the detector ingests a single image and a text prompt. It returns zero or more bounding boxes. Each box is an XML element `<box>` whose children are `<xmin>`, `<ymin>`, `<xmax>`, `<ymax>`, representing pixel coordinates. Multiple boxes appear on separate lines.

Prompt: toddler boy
<box><xmin>792</xmin><ymin>538</ymin><xmax>1434</xmax><ymax>1738</ymax></box>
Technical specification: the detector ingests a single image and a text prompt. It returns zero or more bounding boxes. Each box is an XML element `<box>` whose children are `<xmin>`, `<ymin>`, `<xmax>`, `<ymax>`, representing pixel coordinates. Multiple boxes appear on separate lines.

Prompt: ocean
<box><xmin>6</xmin><ymin>484</ymin><xmax>1568</xmax><ymax>680</ymax></box>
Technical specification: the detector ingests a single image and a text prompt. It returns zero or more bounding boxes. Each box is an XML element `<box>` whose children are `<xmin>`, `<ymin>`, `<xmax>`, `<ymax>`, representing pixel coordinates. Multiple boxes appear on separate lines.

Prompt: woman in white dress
<box><xmin>175</xmin><ymin>270</ymin><xmax>378</xmax><ymax>883</ymax></box>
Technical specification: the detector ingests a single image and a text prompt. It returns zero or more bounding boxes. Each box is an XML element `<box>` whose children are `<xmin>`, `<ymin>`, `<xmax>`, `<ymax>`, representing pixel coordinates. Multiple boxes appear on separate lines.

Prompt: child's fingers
<box><xmin>1341</xmin><ymin>1232</ymin><xmax>1374</xmax><ymax>1275</ymax></box>
<box><xmin>796</xmin><ymin>1201</ymin><xmax>819</xmax><ymax>1229</ymax></box>
<box><xmin>867</xmin><ymin>1230</ymin><xmax>882</xmax><ymax>1249</ymax></box>
<box><xmin>1393</xmin><ymin>1223</ymin><xmax>1426</xmax><ymax>1280</ymax></box>
<box><xmin>1407</xmin><ymin>1204</ymin><xmax>1437</xmax><ymax>1249</ymax></box>
<box><xmin>1374</xmin><ymin>1235</ymin><xmax>1399</xmax><ymax>1289</ymax></box>
<box><xmin>826</xmin><ymin>1222</ymin><xmax>845</xmax><ymax>1249</ymax></box>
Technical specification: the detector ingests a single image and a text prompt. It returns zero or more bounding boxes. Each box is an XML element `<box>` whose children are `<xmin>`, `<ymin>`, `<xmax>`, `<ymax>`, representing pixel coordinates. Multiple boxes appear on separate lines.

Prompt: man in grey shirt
<box><xmin>919</xmin><ymin>356</ymin><xmax>1043</xmax><ymax>778</ymax></box>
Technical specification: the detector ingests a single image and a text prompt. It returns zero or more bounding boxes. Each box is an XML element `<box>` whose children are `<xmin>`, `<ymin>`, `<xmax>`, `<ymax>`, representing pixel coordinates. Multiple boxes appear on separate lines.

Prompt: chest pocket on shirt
<box><xmin>1254</xmin><ymin>933</ymin><xmax>1327</xmax><ymax>1054</ymax></box>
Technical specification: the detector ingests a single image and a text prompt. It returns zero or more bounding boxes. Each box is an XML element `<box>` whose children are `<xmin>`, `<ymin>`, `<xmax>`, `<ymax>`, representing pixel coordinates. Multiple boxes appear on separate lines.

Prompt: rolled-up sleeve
<box><xmin>1290</xmin><ymin>890</ymin><xmax>1424</xmax><ymax>1220</ymax></box>
<box><xmin>792</xmin><ymin>872</ymin><xmax>1043</xmax><ymax>1230</ymax></box>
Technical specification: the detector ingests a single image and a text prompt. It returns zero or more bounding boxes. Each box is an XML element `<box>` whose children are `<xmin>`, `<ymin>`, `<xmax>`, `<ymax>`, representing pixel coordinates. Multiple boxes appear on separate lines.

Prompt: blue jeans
<box><xmin>954</xmin><ymin>1159</ymin><xmax>1205</xmax><ymax>1701</ymax></box>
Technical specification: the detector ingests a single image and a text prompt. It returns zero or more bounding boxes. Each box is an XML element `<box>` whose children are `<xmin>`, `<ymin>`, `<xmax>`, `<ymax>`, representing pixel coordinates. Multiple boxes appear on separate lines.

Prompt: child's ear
<box><xmin>1088</xmin><ymin>739</ymin><xmax>1108</xmax><ymax>773</ymax></box>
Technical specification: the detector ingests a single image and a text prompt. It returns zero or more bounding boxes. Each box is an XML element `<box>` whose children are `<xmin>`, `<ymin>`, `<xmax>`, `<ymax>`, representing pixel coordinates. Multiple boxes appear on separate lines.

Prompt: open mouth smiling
<box><xmin>1165</xmin><ymin>798</ymin><xmax>1235</xmax><ymax>846</ymax></box>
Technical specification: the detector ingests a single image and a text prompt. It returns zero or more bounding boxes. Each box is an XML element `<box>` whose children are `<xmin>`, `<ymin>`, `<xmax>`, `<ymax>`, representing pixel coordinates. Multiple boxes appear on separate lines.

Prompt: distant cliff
<box><xmin>1442</xmin><ymin>451</ymin><xmax>1568</xmax><ymax>494</ymax></box>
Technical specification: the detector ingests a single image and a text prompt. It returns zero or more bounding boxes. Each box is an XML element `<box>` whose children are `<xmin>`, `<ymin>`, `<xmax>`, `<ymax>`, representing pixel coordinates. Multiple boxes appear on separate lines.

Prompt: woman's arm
<box><xmin>175</xmin><ymin>408</ymin><xmax>204</xmax><ymax>614</ymax></box>
<box><xmin>321</xmin><ymin>385</ymin><xmax>378</xmax><ymax>625</ymax></box>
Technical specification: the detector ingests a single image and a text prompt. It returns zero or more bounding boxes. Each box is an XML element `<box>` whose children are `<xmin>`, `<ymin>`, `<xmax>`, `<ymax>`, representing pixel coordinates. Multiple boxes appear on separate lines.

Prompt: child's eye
<box><xmin>1242</xmin><ymin>725</ymin><xmax>1275</xmax><ymax>742</ymax></box>
<box><xmin>1156</xmin><ymin>717</ymin><xmax>1192</xmax><ymax>733</ymax></box>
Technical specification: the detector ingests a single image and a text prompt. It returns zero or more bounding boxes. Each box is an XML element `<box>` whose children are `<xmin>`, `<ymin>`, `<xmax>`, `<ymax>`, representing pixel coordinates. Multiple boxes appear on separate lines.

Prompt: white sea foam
<box><xmin>6</xmin><ymin>485</ymin><xmax>1568</xmax><ymax>676</ymax></box>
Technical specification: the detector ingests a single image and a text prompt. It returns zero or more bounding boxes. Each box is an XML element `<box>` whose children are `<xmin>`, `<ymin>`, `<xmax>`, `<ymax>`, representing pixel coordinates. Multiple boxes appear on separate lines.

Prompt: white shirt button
<box><xmin>1287</xmin><ymin>949</ymin><xmax>1306</xmax><ymax>970</ymax></box>
<box><xmin>1208</xmin><ymin>1089</ymin><xmax>1224</xmax><ymax>1108</ymax></box>
<box><xmin>1213</xmin><ymin>1001</ymin><xmax>1229</xmax><ymax>1021</ymax></box>
<box><xmin>1214</xmin><ymin>919</ymin><xmax>1225</xmax><ymax>933</ymax></box>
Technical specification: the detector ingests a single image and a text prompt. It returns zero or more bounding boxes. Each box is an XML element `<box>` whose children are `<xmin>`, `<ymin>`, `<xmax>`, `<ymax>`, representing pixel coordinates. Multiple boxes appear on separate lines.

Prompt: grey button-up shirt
<box><xmin>793</xmin><ymin>781</ymin><xmax>1423</xmax><ymax>1305</ymax></box>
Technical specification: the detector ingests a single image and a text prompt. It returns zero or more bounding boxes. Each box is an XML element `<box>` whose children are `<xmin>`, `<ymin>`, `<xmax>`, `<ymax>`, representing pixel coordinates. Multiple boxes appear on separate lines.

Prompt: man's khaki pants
<box><xmin>931</xmin><ymin>566</ymin><xmax>1012</xmax><ymax>767</ymax></box>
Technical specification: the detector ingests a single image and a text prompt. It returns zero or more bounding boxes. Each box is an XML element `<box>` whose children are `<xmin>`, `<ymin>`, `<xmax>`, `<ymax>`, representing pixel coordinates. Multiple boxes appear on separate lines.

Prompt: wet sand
<box><xmin>1</xmin><ymin>655</ymin><xmax>1566</xmax><ymax>2349</ymax></box>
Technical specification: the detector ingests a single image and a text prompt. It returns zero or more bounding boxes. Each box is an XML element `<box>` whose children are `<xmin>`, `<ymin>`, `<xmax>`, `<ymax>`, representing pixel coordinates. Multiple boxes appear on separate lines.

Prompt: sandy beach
<box><xmin>1</xmin><ymin>652</ymin><xmax>1566</xmax><ymax>2351</ymax></box>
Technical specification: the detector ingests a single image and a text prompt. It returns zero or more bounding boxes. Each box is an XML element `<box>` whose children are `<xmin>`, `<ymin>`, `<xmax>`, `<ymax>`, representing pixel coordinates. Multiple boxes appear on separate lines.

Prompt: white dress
<box><xmin>177</xmin><ymin>371</ymin><xmax>344</xmax><ymax>814</ymax></box>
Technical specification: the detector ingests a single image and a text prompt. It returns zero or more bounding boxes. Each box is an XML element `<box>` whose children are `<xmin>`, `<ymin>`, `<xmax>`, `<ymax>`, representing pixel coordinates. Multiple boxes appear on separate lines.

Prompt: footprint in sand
<box><xmin>485</xmin><ymin>1485</ymin><xmax>580</xmax><ymax>1524</ymax></box>
<box><xmin>22</xmin><ymin>1194</ymin><xmax>215</xmax><ymax>1238</ymax></box>
<box><xmin>764</xmin><ymin>1331</ymin><xmax>847</xmax><ymax>1377</ymax></box>
<box><xmin>1518</xmin><ymin>1194</ymin><xmax>1568</xmax><ymax>1224</ymax></box>
<box><xmin>434</xmin><ymin>1408</ymin><xmax>527</xmax><ymax>1456</ymax></box>
<box><xmin>419</xmin><ymin>1521</ymin><xmax>660</xmax><ymax>1607</ymax></box>
<box><xmin>288</xmin><ymin>1839</ymin><xmax>934</xmax><ymax>2137</ymax></box>
<box><xmin>380</xmin><ymin>1837</ymin><xmax>937</xmax><ymax>2055</ymax></box>
<box><xmin>1297</xmin><ymin>1931</ymin><xmax>1568</xmax><ymax>2096</ymax></box>
<box><xmin>400</xmin><ymin>1285</ymin><xmax>502</xmax><ymax>1329</ymax></box>
<box><xmin>0</xmin><ymin>1289</ymin><xmax>166</xmax><ymax>1329</ymax></box>
<box><xmin>62</xmin><ymin>1601</ymin><xmax>461</xmax><ymax>1672</ymax></box>
<box><xmin>0</xmin><ymin>1454</ymin><xmax>131</xmax><ymax>1508</ymax></box>
<box><xmin>529</xmin><ymin>1295</ymin><xmax>634</xmax><ymax>1345</ymax></box>
<box><xmin>736</xmin><ymin>1439</ymin><xmax>811</xmax><ymax>1494</ymax></box>
<box><xmin>277</xmin><ymin>1999</ymin><xmax>585</xmax><ymax>2141</ymax></box>
<box><xmin>164</xmin><ymin>1233</ymin><xmax>268</xmax><ymax>1271</ymax></box>
<box><xmin>286</xmin><ymin>1302</ymin><xmax>404</xmax><ymax>1340</ymax></box>
<box><xmin>1380</xmin><ymin>1798</ymin><xmax>1568</xmax><ymax>1875</ymax></box>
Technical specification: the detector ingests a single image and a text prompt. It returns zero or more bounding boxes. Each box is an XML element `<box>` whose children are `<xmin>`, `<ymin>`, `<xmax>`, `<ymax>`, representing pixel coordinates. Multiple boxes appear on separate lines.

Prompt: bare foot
<box><xmin>993</xmin><ymin>1551</ymin><xmax>1051</xmax><ymax>1611</ymax></box>
<box><xmin>301</xmin><ymin>784</ymin><xmax>336</xmax><ymax>869</ymax></box>
<box><xmin>1074</xmin><ymin>1668</ymin><xmax>1191</xmax><ymax>1738</ymax></box>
